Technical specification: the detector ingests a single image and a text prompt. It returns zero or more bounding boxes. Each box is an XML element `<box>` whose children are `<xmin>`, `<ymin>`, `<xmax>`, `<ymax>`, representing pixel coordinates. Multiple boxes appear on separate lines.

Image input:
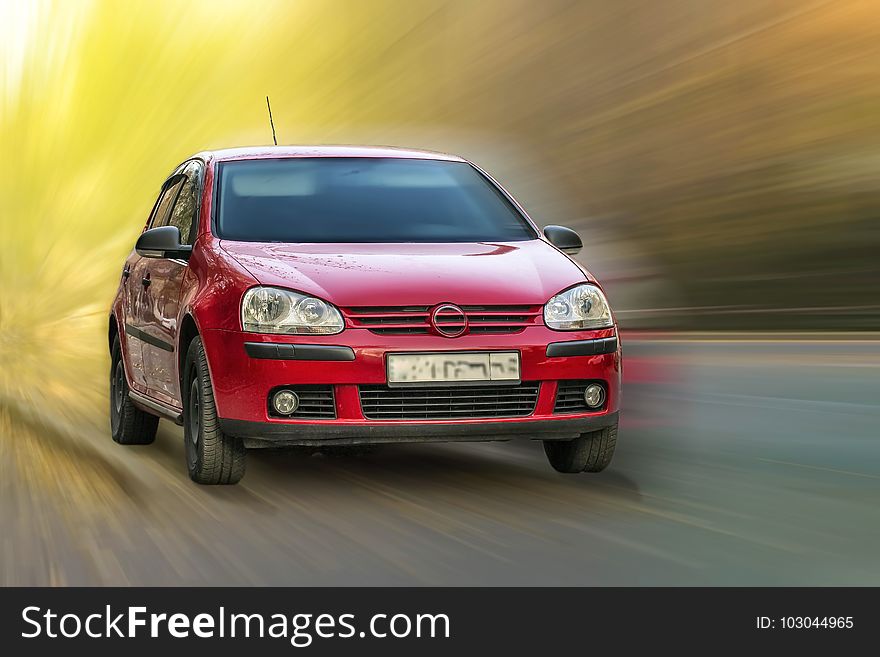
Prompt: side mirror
<box><xmin>543</xmin><ymin>225</ymin><xmax>582</xmax><ymax>255</ymax></box>
<box><xmin>136</xmin><ymin>226</ymin><xmax>192</xmax><ymax>260</ymax></box>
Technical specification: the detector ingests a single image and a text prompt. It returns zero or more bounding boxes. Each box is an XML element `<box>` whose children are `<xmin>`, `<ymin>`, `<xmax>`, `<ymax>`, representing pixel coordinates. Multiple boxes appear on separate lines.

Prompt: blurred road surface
<box><xmin>2</xmin><ymin>337</ymin><xmax>878</xmax><ymax>585</ymax></box>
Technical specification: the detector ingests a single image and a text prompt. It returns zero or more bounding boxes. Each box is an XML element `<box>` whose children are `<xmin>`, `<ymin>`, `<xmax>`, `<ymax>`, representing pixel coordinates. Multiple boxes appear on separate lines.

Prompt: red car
<box><xmin>109</xmin><ymin>146</ymin><xmax>621</xmax><ymax>484</ymax></box>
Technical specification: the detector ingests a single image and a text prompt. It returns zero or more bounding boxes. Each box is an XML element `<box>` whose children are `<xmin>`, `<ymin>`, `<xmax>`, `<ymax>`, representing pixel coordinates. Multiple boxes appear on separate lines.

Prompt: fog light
<box><xmin>272</xmin><ymin>390</ymin><xmax>299</xmax><ymax>415</ymax></box>
<box><xmin>583</xmin><ymin>384</ymin><xmax>605</xmax><ymax>409</ymax></box>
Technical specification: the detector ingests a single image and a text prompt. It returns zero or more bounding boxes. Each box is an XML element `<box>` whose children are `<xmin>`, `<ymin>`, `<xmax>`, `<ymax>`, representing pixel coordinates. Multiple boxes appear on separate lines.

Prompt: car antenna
<box><xmin>266</xmin><ymin>95</ymin><xmax>278</xmax><ymax>145</ymax></box>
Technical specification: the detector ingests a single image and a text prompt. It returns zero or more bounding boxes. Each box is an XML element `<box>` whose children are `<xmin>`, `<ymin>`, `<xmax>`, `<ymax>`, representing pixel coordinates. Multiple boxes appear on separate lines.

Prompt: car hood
<box><xmin>219</xmin><ymin>240</ymin><xmax>589</xmax><ymax>307</ymax></box>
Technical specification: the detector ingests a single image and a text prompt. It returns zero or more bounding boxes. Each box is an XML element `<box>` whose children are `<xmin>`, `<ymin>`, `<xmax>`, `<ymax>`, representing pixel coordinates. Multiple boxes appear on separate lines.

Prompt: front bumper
<box><xmin>222</xmin><ymin>413</ymin><xmax>619</xmax><ymax>447</ymax></box>
<box><xmin>201</xmin><ymin>326</ymin><xmax>621</xmax><ymax>446</ymax></box>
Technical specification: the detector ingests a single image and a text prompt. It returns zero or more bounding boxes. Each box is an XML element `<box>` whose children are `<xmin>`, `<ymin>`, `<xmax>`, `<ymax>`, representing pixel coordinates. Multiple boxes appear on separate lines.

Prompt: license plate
<box><xmin>387</xmin><ymin>351</ymin><xmax>520</xmax><ymax>386</ymax></box>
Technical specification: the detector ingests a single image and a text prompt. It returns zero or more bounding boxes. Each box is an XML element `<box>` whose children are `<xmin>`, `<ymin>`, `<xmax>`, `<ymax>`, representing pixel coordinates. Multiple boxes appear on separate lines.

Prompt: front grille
<box><xmin>359</xmin><ymin>382</ymin><xmax>540</xmax><ymax>420</ymax></box>
<box><xmin>554</xmin><ymin>380</ymin><xmax>605</xmax><ymax>414</ymax></box>
<box><xmin>269</xmin><ymin>385</ymin><xmax>336</xmax><ymax>419</ymax></box>
<box><xmin>343</xmin><ymin>305</ymin><xmax>541</xmax><ymax>336</ymax></box>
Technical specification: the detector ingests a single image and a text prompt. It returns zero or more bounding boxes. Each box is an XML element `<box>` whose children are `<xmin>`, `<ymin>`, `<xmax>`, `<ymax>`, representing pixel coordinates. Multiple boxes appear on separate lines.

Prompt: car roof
<box><xmin>192</xmin><ymin>145</ymin><xmax>467</xmax><ymax>163</ymax></box>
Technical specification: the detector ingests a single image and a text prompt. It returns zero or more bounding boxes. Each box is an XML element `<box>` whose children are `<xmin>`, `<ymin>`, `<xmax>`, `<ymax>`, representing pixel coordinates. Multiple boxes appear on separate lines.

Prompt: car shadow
<box><xmin>147</xmin><ymin>424</ymin><xmax>643</xmax><ymax>507</ymax></box>
<box><xmin>252</xmin><ymin>439</ymin><xmax>642</xmax><ymax>499</ymax></box>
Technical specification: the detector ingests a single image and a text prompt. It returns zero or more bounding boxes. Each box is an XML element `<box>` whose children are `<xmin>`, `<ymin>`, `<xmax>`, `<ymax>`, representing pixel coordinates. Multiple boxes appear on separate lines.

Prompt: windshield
<box><xmin>215</xmin><ymin>157</ymin><xmax>536</xmax><ymax>243</ymax></box>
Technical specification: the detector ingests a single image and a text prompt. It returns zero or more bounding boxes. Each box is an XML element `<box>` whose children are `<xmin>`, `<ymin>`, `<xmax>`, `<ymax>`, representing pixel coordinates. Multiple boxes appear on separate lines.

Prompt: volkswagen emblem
<box><xmin>430</xmin><ymin>304</ymin><xmax>468</xmax><ymax>338</ymax></box>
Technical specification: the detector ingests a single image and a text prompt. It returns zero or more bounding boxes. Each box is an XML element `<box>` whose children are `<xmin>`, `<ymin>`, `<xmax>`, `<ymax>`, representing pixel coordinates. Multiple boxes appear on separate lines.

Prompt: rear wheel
<box><xmin>109</xmin><ymin>334</ymin><xmax>159</xmax><ymax>445</ymax></box>
<box><xmin>543</xmin><ymin>423</ymin><xmax>617</xmax><ymax>473</ymax></box>
<box><xmin>183</xmin><ymin>336</ymin><xmax>246</xmax><ymax>484</ymax></box>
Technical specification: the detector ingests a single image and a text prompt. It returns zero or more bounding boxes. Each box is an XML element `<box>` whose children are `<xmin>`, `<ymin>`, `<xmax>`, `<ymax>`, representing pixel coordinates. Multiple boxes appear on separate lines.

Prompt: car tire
<box><xmin>110</xmin><ymin>334</ymin><xmax>159</xmax><ymax>445</ymax></box>
<box><xmin>543</xmin><ymin>423</ymin><xmax>617</xmax><ymax>473</ymax></box>
<box><xmin>183</xmin><ymin>336</ymin><xmax>246</xmax><ymax>485</ymax></box>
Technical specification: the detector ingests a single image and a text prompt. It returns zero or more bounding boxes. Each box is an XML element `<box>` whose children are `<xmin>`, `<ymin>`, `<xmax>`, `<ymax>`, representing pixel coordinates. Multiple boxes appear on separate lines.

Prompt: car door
<box><xmin>141</xmin><ymin>160</ymin><xmax>203</xmax><ymax>406</ymax></box>
<box><xmin>132</xmin><ymin>174</ymin><xmax>185</xmax><ymax>399</ymax></box>
<box><xmin>123</xmin><ymin>178</ymin><xmax>183</xmax><ymax>391</ymax></box>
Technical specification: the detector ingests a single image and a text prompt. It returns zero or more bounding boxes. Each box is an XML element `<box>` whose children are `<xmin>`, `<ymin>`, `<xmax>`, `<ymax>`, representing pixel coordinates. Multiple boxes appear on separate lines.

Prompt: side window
<box><xmin>148</xmin><ymin>178</ymin><xmax>184</xmax><ymax>230</ymax></box>
<box><xmin>167</xmin><ymin>161</ymin><xmax>203</xmax><ymax>245</ymax></box>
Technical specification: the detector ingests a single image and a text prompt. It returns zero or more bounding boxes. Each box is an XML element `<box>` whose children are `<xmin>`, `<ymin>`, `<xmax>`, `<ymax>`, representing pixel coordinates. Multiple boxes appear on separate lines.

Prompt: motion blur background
<box><xmin>1</xmin><ymin>0</ymin><xmax>878</xmax><ymax>585</ymax></box>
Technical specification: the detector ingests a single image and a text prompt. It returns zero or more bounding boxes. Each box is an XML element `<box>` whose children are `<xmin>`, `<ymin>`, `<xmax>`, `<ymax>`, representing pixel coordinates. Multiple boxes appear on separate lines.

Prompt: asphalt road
<box><xmin>2</xmin><ymin>338</ymin><xmax>878</xmax><ymax>585</ymax></box>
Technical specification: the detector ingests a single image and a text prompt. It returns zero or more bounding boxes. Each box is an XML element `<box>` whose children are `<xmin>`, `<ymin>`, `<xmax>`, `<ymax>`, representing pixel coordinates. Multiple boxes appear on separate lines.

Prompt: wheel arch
<box><xmin>177</xmin><ymin>312</ymin><xmax>201</xmax><ymax>388</ymax></box>
<box><xmin>109</xmin><ymin>313</ymin><xmax>119</xmax><ymax>353</ymax></box>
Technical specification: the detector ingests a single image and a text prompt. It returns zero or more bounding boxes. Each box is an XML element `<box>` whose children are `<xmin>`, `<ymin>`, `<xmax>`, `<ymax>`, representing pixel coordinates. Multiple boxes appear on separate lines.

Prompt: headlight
<box><xmin>241</xmin><ymin>287</ymin><xmax>344</xmax><ymax>335</ymax></box>
<box><xmin>544</xmin><ymin>284</ymin><xmax>613</xmax><ymax>330</ymax></box>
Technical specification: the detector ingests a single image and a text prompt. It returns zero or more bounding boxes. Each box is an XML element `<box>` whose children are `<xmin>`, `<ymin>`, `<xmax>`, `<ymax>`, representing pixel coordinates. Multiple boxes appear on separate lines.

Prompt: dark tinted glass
<box><xmin>168</xmin><ymin>161</ymin><xmax>202</xmax><ymax>244</ymax></box>
<box><xmin>216</xmin><ymin>158</ymin><xmax>535</xmax><ymax>243</ymax></box>
<box><xmin>149</xmin><ymin>178</ymin><xmax>183</xmax><ymax>230</ymax></box>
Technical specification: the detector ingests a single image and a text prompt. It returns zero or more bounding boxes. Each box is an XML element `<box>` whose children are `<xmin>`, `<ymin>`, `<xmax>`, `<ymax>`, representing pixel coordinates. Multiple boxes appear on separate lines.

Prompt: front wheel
<box><xmin>543</xmin><ymin>423</ymin><xmax>618</xmax><ymax>473</ymax></box>
<box><xmin>183</xmin><ymin>336</ymin><xmax>246</xmax><ymax>484</ymax></box>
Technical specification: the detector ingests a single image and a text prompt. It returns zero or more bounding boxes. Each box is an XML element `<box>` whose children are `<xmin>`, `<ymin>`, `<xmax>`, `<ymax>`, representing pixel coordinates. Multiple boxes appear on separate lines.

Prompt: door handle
<box><xmin>141</xmin><ymin>274</ymin><xmax>151</xmax><ymax>287</ymax></box>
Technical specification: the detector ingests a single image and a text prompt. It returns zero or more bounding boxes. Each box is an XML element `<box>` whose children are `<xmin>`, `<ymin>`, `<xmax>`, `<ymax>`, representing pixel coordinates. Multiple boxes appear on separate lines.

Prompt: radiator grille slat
<box><xmin>343</xmin><ymin>305</ymin><xmax>541</xmax><ymax>336</ymax></box>
<box><xmin>359</xmin><ymin>383</ymin><xmax>540</xmax><ymax>420</ymax></box>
